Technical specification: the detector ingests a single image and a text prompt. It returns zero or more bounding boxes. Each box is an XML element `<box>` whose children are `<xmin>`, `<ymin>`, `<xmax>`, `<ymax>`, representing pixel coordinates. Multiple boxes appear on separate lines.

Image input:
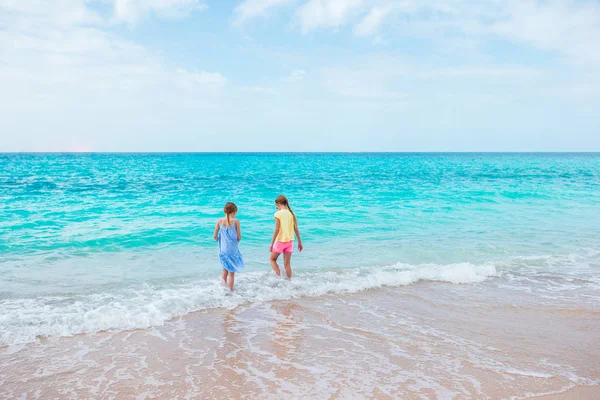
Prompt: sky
<box><xmin>0</xmin><ymin>0</ymin><xmax>599</xmax><ymax>152</ymax></box>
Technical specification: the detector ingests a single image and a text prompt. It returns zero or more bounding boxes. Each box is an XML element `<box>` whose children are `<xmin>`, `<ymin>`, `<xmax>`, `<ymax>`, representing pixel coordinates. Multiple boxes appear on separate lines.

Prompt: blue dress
<box><xmin>218</xmin><ymin>222</ymin><xmax>245</xmax><ymax>272</ymax></box>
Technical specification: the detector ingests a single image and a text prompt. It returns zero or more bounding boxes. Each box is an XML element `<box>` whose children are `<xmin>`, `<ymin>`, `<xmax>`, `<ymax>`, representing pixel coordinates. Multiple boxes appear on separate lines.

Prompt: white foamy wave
<box><xmin>0</xmin><ymin>262</ymin><xmax>497</xmax><ymax>346</ymax></box>
<box><xmin>504</xmin><ymin>369</ymin><xmax>554</xmax><ymax>378</ymax></box>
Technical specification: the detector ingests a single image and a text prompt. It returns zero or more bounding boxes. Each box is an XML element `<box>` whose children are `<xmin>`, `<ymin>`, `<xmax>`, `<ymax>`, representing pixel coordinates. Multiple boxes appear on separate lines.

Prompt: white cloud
<box><xmin>296</xmin><ymin>0</ymin><xmax>363</xmax><ymax>33</ymax></box>
<box><xmin>388</xmin><ymin>0</ymin><xmax>600</xmax><ymax>66</ymax></box>
<box><xmin>492</xmin><ymin>0</ymin><xmax>600</xmax><ymax>66</ymax></box>
<box><xmin>113</xmin><ymin>0</ymin><xmax>206</xmax><ymax>24</ymax></box>
<box><xmin>354</xmin><ymin>5</ymin><xmax>392</xmax><ymax>37</ymax></box>
<box><xmin>175</xmin><ymin>68</ymin><xmax>228</xmax><ymax>91</ymax></box>
<box><xmin>319</xmin><ymin>62</ymin><xmax>405</xmax><ymax>100</ymax></box>
<box><xmin>233</xmin><ymin>0</ymin><xmax>600</xmax><ymax>66</ymax></box>
<box><xmin>0</xmin><ymin>1</ymin><xmax>218</xmax><ymax>94</ymax></box>
<box><xmin>282</xmin><ymin>69</ymin><xmax>307</xmax><ymax>82</ymax></box>
<box><xmin>233</xmin><ymin>0</ymin><xmax>293</xmax><ymax>26</ymax></box>
<box><xmin>425</xmin><ymin>66</ymin><xmax>541</xmax><ymax>80</ymax></box>
<box><xmin>2</xmin><ymin>0</ymin><xmax>599</xmax><ymax>151</ymax></box>
<box><xmin>0</xmin><ymin>0</ymin><xmax>227</xmax><ymax>151</ymax></box>
<box><xmin>0</xmin><ymin>0</ymin><xmax>103</xmax><ymax>26</ymax></box>
<box><xmin>317</xmin><ymin>57</ymin><xmax>543</xmax><ymax>102</ymax></box>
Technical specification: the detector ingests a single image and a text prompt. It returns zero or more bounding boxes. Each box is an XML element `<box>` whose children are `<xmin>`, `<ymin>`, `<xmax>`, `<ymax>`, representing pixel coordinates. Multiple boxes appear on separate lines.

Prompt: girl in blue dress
<box><xmin>213</xmin><ymin>202</ymin><xmax>245</xmax><ymax>291</ymax></box>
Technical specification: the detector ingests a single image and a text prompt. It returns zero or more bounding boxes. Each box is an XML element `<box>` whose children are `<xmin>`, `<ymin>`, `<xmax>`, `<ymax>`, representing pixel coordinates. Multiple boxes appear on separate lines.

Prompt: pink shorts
<box><xmin>272</xmin><ymin>241</ymin><xmax>294</xmax><ymax>254</ymax></box>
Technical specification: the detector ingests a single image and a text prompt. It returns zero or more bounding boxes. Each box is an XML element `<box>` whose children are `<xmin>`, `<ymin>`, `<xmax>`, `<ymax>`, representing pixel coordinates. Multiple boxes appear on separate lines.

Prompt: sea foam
<box><xmin>0</xmin><ymin>262</ymin><xmax>497</xmax><ymax>346</ymax></box>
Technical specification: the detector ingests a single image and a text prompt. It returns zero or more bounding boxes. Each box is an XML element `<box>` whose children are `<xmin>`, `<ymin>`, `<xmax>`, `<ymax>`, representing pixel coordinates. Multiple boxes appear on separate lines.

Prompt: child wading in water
<box><xmin>213</xmin><ymin>202</ymin><xmax>244</xmax><ymax>291</ymax></box>
<box><xmin>270</xmin><ymin>195</ymin><xmax>303</xmax><ymax>279</ymax></box>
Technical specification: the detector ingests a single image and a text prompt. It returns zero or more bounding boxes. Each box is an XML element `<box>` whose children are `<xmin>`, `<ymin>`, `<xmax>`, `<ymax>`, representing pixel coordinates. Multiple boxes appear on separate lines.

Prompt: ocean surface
<box><xmin>1</xmin><ymin>153</ymin><xmax>600</xmax><ymax>347</ymax></box>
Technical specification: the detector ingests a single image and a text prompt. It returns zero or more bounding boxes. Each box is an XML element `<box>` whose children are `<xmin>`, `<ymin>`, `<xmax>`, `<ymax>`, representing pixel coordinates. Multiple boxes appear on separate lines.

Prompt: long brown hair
<box><xmin>275</xmin><ymin>195</ymin><xmax>296</xmax><ymax>223</ymax></box>
<box><xmin>224</xmin><ymin>202</ymin><xmax>238</xmax><ymax>226</ymax></box>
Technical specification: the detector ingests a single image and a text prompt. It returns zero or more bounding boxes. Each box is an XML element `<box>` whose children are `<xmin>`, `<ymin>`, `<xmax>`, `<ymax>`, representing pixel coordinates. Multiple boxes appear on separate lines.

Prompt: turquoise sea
<box><xmin>1</xmin><ymin>153</ymin><xmax>600</xmax><ymax>346</ymax></box>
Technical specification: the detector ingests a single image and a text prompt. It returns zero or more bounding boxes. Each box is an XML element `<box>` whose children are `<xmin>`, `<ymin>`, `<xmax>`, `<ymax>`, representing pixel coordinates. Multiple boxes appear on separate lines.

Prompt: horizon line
<box><xmin>1</xmin><ymin>151</ymin><xmax>600</xmax><ymax>155</ymax></box>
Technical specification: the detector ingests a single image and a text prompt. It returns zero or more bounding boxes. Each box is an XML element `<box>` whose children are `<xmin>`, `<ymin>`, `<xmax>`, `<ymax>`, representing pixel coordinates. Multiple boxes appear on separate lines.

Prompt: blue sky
<box><xmin>0</xmin><ymin>0</ymin><xmax>599</xmax><ymax>152</ymax></box>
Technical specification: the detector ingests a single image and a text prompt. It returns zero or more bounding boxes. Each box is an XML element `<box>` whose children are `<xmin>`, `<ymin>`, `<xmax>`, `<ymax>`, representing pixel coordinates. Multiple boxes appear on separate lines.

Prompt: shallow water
<box><xmin>1</xmin><ymin>283</ymin><xmax>598</xmax><ymax>399</ymax></box>
<box><xmin>1</xmin><ymin>153</ymin><xmax>600</xmax><ymax>345</ymax></box>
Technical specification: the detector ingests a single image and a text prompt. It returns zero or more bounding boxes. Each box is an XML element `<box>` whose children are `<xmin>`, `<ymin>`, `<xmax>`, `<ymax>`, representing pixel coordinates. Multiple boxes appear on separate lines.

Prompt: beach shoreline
<box><xmin>2</xmin><ymin>279</ymin><xmax>598</xmax><ymax>399</ymax></box>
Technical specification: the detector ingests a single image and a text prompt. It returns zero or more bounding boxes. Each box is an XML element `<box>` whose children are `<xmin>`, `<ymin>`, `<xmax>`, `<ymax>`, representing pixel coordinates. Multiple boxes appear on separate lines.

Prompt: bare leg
<box><xmin>221</xmin><ymin>269</ymin><xmax>228</xmax><ymax>284</ymax></box>
<box><xmin>270</xmin><ymin>252</ymin><xmax>282</xmax><ymax>276</ymax></box>
<box><xmin>227</xmin><ymin>272</ymin><xmax>235</xmax><ymax>291</ymax></box>
<box><xmin>283</xmin><ymin>252</ymin><xmax>292</xmax><ymax>279</ymax></box>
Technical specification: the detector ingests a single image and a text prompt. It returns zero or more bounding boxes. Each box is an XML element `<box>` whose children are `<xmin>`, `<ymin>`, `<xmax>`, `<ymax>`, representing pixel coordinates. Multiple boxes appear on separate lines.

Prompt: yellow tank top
<box><xmin>274</xmin><ymin>209</ymin><xmax>295</xmax><ymax>242</ymax></box>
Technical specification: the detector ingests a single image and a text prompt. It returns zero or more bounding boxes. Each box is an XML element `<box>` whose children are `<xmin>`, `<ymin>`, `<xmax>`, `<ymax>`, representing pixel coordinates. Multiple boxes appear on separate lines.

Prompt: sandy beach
<box><xmin>2</xmin><ymin>277</ymin><xmax>598</xmax><ymax>399</ymax></box>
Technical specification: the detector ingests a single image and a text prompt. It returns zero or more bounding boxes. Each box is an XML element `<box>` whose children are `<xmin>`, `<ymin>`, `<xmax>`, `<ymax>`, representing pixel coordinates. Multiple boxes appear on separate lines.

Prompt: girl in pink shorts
<box><xmin>269</xmin><ymin>195</ymin><xmax>303</xmax><ymax>279</ymax></box>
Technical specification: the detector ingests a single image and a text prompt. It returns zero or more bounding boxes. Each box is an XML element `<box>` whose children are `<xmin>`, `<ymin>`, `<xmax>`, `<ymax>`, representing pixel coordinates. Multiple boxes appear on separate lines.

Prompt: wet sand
<box><xmin>1</xmin><ymin>280</ymin><xmax>599</xmax><ymax>399</ymax></box>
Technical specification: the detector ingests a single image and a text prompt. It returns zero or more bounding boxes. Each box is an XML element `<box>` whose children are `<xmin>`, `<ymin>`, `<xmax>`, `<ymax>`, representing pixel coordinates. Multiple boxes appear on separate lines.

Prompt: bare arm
<box><xmin>213</xmin><ymin>220</ymin><xmax>220</xmax><ymax>242</ymax></box>
<box><xmin>236</xmin><ymin>219</ymin><xmax>242</xmax><ymax>242</ymax></box>
<box><xmin>294</xmin><ymin>219</ymin><xmax>303</xmax><ymax>252</ymax></box>
<box><xmin>270</xmin><ymin>218</ymin><xmax>281</xmax><ymax>251</ymax></box>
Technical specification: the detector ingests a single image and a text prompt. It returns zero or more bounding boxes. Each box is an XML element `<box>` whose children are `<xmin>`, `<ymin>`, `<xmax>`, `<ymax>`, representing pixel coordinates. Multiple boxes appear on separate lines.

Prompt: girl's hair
<box><xmin>224</xmin><ymin>202</ymin><xmax>238</xmax><ymax>226</ymax></box>
<box><xmin>275</xmin><ymin>195</ymin><xmax>296</xmax><ymax>223</ymax></box>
